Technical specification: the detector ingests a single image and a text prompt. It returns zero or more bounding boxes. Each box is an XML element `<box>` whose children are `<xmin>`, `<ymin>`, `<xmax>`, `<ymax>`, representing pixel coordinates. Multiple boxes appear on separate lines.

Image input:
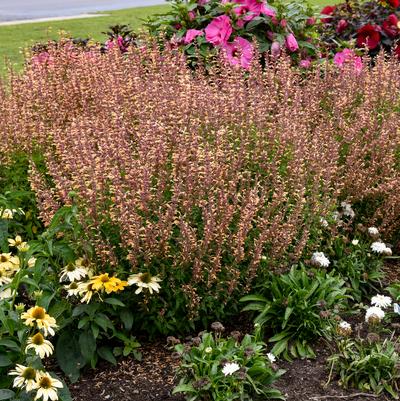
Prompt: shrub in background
<box><xmin>0</xmin><ymin>43</ymin><xmax>400</xmax><ymax>332</ymax></box>
<box><xmin>146</xmin><ymin>0</ymin><xmax>319</xmax><ymax>67</ymax></box>
<box><xmin>319</xmin><ymin>0</ymin><xmax>400</xmax><ymax>58</ymax></box>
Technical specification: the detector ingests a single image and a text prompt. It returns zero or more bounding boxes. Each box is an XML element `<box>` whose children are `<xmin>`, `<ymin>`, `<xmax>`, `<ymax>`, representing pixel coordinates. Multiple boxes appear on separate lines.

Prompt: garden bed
<box><xmin>68</xmin><ymin>340</ymin><xmax>390</xmax><ymax>401</ymax></box>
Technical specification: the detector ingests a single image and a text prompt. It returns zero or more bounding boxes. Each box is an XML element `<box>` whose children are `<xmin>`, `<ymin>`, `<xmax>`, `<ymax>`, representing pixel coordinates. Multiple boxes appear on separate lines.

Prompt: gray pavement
<box><xmin>0</xmin><ymin>0</ymin><xmax>166</xmax><ymax>22</ymax></box>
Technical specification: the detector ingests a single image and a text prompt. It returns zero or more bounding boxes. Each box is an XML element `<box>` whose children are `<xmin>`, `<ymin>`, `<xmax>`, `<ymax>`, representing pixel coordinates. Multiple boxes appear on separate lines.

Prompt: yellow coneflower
<box><xmin>8</xmin><ymin>235</ymin><xmax>23</xmax><ymax>247</ymax></box>
<box><xmin>26</xmin><ymin>332</ymin><xmax>54</xmax><ymax>358</ymax></box>
<box><xmin>0</xmin><ymin>209</ymin><xmax>14</xmax><ymax>219</ymax></box>
<box><xmin>33</xmin><ymin>371</ymin><xmax>63</xmax><ymax>401</ymax></box>
<box><xmin>0</xmin><ymin>253</ymin><xmax>19</xmax><ymax>272</ymax></box>
<box><xmin>28</xmin><ymin>257</ymin><xmax>37</xmax><ymax>268</ymax></box>
<box><xmin>0</xmin><ymin>267</ymin><xmax>12</xmax><ymax>285</ymax></box>
<box><xmin>8</xmin><ymin>364</ymin><xmax>37</xmax><ymax>391</ymax></box>
<box><xmin>21</xmin><ymin>306</ymin><xmax>58</xmax><ymax>336</ymax></box>
<box><xmin>127</xmin><ymin>272</ymin><xmax>162</xmax><ymax>294</ymax></box>
<box><xmin>90</xmin><ymin>273</ymin><xmax>128</xmax><ymax>294</ymax></box>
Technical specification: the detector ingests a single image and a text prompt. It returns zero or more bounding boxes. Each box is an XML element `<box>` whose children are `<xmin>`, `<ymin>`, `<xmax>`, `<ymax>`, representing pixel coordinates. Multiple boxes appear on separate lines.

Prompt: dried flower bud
<box><xmin>192</xmin><ymin>337</ymin><xmax>201</xmax><ymax>346</ymax></box>
<box><xmin>244</xmin><ymin>347</ymin><xmax>255</xmax><ymax>358</ymax></box>
<box><xmin>320</xmin><ymin>310</ymin><xmax>331</xmax><ymax>319</ymax></box>
<box><xmin>166</xmin><ymin>336</ymin><xmax>181</xmax><ymax>346</ymax></box>
<box><xmin>211</xmin><ymin>321</ymin><xmax>225</xmax><ymax>333</ymax></box>
<box><xmin>366</xmin><ymin>332</ymin><xmax>380</xmax><ymax>344</ymax></box>
<box><xmin>230</xmin><ymin>331</ymin><xmax>242</xmax><ymax>342</ymax></box>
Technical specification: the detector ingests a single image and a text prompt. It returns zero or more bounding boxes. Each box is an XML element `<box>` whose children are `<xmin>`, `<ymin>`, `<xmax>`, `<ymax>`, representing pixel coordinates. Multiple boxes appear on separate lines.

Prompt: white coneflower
<box><xmin>319</xmin><ymin>217</ymin><xmax>329</xmax><ymax>227</ymax></box>
<box><xmin>371</xmin><ymin>242</ymin><xmax>388</xmax><ymax>254</ymax></box>
<box><xmin>59</xmin><ymin>263</ymin><xmax>88</xmax><ymax>282</ymax></box>
<box><xmin>64</xmin><ymin>282</ymin><xmax>80</xmax><ymax>297</ymax></box>
<box><xmin>128</xmin><ymin>272</ymin><xmax>162</xmax><ymax>294</ymax></box>
<box><xmin>371</xmin><ymin>294</ymin><xmax>392</xmax><ymax>309</ymax></box>
<box><xmin>311</xmin><ymin>252</ymin><xmax>330</xmax><ymax>267</ymax></box>
<box><xmin>337</xmin><ymin>321</ymin><xmax>352</xmax><ymax>336</ymax></box>
<box><xmin>0</xmin><ymin>287</ymin><xmax>14</xmax><ymax>300</ymax></box>
<box><xmin>367</xmin><ymin>227</ymin><xmax>379</xmax><ymax>237</ymax></box>
<box><xmin>33</xmin><ymin>371</ymin><xmax>63</xmax><ymax>401</ymax></box>
<box><xmin>8</xmin><ymin>364</ymin><xmax>37</xmax><ymax>391</ymax></box>
<box><xmin>341</xmin><ymin>201</ymin><xmax>355</xmax><ymax>218</ymax></box>
<box><xmin>222</xmin><ymin>362</ymin><xmax>240</xmax><ymax>376</ymax></box>
<box><xmin>26</xmin><ymin>333</ymin><xmax>54</xmax><ymax>358</ymax></box>
<box><xmin>267</xmin><ymin>353</ymin><xmax>276</xmax><ymax>363</ymax></box>
<box><xmin>77</xmin><ymin>281</ymin><xmax>95</xmax><ymax>303</ymax></box>
<box><xmin>21</xmin><ymin>306</ymin><xmax>58</xmax><ymax>336</ymax></box>
<box><xmin>365</xmin><ymin>306</ymin><xmax>385</xmax><ymax>324</ymax></box>
<box><xmin>351</xmin><ymin>239</ymin><xmax>359</xmax><ymax>246</ymax></box>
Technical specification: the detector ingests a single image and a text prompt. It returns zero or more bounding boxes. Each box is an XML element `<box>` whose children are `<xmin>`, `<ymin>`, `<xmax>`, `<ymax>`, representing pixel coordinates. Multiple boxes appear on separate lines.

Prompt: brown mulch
<box><xmin>68</xmin><ymin>339</ymin><xmax>390</xmax><ymax>401</ymax></box>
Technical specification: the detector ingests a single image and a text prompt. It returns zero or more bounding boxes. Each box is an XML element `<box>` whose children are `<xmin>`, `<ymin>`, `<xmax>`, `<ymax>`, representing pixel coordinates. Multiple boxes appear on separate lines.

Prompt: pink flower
<box><xmin>184</xmin><ymin>29</ymin><xmax>204</xmax><ymax>44</ymax></box>
<box><xmin>198</xmin><ymin>0</ymin><xmax>209</xmax><ymax>5</ymax></box>
<box><xmin>299</xmin><ymin>58</ymin><xmax>311</xmax><ymax>69</ymax></box>
<box><xmin>31</xmin><ymin>51</ymin><xmax>54</xmax><ymax>66</ymax></box>
<box><xmin>234</xmin><ymin>0</ymin><xmax>275</xmax><ymax>22</ymax></box>
<box><xmin>334</xmin><ymin>49</ymin><xmax>363</xmax><ymax>74</ymax></box>
<box><xmin>105</xmin><ymin>39</ymin><xmax>115</xmax><ymax>51</ymax></box>
<box><xmin>224</xmin><ymin>36</ymin><xmax>253</xmax><ymax>69</ymax></box>
<box><xmin>285</xmin><ymin>33</ymin><xmax>299</xmax><ymax>52</ymax></box>
<box><xmin>188</xmin><ymin>11</ymin><xmax>196</xmax><ymax>21</ymax></box>
<box><xmin>205</xmin><ymin>15</ymin><xmax>233</xmax><ymax>46</ymax></box>
<box><xmin>271</xmin><ymin>41</ymin><xmax>281</xmax><ymax>58</ymax></box>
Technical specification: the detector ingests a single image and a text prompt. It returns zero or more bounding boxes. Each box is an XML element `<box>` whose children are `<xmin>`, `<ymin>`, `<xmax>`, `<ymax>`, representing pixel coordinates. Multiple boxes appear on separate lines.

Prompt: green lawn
<box><xmin>0</xmin><ymin>5</ymin><xmax>169</xmax><ymax>75</ymax></box>
<box><xmin>0</xmin><ymin>0</ymin><xmax>334</xmax><ymax>76</ymax></box>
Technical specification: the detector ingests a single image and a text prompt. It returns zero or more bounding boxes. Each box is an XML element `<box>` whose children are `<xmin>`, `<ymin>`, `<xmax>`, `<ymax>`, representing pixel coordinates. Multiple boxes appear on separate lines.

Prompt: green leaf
<box><xmin>97</xmin><ymin>347</ymin><xmax>117</xmax><ymax>365</ymax></box>
<box><xmin>172</xmin><ymin>384</ymin><xmax>195</xmax><ymax>394</ymax></box>
<box><xmin>0</xmin><ymin>339</ymin><xmax>19</xmax><ymax>351</ymax></box>
<box><xmin>120</xmin><ymin>310</ymin><xmax>134</xmax><ymax>331</ymax></box>
<box><xmin>0</xmin><ymin>354</ymin><xmax>12</xmax><ymax>367</ymax></box>
<box><xmin>79</xmin><ymin>331</ymin><xmax>97</xmax><ymax>362</ymax></box>
<box><xmin>0</xmin><ymin>390</ymin><xmax>14</xmax><ymax>400</ymax></box>
<box><xmin>104</xmin><ymin>298</ymin><xmax>125</xmax><ymax>307</ymax></box>
<box><xmin>56</xmin><ymin>332</ymin><xmax>85</xmax><ymax>383</ymax></box>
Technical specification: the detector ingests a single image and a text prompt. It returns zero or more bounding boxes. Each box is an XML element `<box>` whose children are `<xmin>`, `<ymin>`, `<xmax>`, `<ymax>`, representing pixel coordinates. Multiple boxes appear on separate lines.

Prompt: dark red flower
<box><xmin>321</xmin><ymin>6</ymin><xmax>336</xmax><ymax>23</ymax></box>
<box><xmin>382</xmin><ymin>14</ymin><xmax>399</xmax><ymax>38</ymax></box>
<box><xmin>387</xmin><ymin>0</ymin><xmax>399</xmax><ymax>8</ymax></box>
<box><xmin>357</xmin><ymin>24</ymin><xmax>381</xmax><ymax>49</ymax></box>
<box><xmin>394</xmin><ymin>44</ymin><xmax>400</xmax><ymax>59</ymax></box>
<box><xmin>336</xmin><ymin>19</ymin><xmax>349</xmax><ymax>34</ymax></box>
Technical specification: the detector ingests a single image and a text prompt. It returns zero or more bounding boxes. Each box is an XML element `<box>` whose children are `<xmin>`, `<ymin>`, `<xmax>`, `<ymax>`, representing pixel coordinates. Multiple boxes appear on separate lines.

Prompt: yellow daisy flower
<box><xmin>90</xmin><ymin>273</ymin><xmax>128</xmax><ymax>294</ymax></box>
<box><xmin>26</xmin><ymin>332</ymin><xmax>54</xmax><ymax>358</ymax></box>
<box><xmin>8</xmin><ymin>364</ymin><xmax>37</xmax><ymax>391</ymax></box>
<box><xmin>21</xmin><ymin>306</ymin><xmax>58</xmax><ymax>336</ymax></box>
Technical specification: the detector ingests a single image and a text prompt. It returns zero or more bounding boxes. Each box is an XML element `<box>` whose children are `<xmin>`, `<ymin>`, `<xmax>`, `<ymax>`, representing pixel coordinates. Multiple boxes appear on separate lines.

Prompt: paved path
<box><xmin>0</xmin><ymin>0</ymin><xmax>166</xmax><ymax>22</ymax></box>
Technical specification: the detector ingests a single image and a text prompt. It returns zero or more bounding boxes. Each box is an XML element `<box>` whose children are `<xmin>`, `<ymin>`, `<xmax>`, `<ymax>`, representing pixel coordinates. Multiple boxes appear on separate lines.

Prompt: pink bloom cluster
<box><xmin>333</xmin><ymin>48</ymin><xmax>363</xmax><ymax>74</ymax></box>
